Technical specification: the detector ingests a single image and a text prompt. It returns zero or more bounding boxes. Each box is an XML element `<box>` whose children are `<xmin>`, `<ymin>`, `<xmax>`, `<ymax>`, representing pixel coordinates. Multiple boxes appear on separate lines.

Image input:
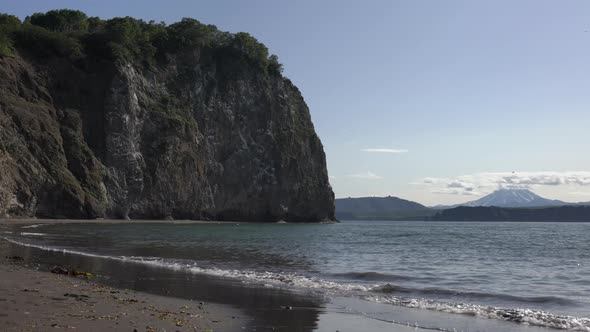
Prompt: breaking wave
<box><xmin>19</xmin><ymin>232</ymin><xmax>47</xmax><ymax>237</ymax></box>
<box><xmin>21</xmin><ymin>224</ymin><xmax>44</xmax><ymax>229</ymax></box>
<box><xmin>366</xmin><ymin>295</ymin><xmax>590</xmax><ymax>331</ymax></box>
<box><xmin>330</xmin><ymin>271</ymin><xmax>428</xmax><ymax>282</ymax></box>
<box><xmin>369</xmin><ymin>283</ymin><xmax>579</xmax><ymax>306</ymax></box>
<box><xmin>3</xmin><ymin>236</ymin><xmax>589</xmax><ymax>331</ymax></box>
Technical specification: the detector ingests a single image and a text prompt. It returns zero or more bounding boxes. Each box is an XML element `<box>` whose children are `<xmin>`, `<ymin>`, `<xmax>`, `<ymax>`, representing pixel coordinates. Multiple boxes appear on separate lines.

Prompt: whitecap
<box><xmin>365</xmin><ymin>295</ymin><xmax>590</xmax><ymax>331</ymax></box>
<box><xmin>19</xmin><ymin>232</ymin><xmax>46</xmax><ymax>237</ymax></box>
<box><xmin>22</xmin><ymin>224</ymin><xmax>43</xmax><ymax>229</ymax></box>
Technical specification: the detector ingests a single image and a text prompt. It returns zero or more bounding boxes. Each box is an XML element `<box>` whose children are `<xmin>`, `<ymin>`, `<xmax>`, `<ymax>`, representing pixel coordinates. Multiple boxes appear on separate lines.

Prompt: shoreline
<box><xmin>1</xmin><ymin>220</ymin><xmax>581</xmax><ymax>332</ymax></box>
<box><xmin>0</xmin><ymin>258</ymin><xmax>247</xmax><ymax>332</ymax></box>
<box><xmin>0</xmin><ymin>218</ymin><xmax>338</xmax><ymax>226</ymax></box>
<box><xmin>0</xmin><ymin>241</ymin><xmax>416</xmax><ymax>332</ymax></box>
<box><xmin>0</xmin><ymin>219</ymin><xmax>240</xmax><ymax>226</ymax></box>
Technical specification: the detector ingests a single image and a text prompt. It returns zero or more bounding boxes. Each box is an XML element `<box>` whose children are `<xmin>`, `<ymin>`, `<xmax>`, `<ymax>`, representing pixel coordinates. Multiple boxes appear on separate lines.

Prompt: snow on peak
<box><xmin>461</xmin><ymin>189</ymin><xmax>563</xmax><ymax>208</ymax></box>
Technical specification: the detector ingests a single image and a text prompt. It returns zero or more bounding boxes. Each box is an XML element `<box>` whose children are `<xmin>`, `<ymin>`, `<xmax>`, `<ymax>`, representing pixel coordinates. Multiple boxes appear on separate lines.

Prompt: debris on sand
<box><xmin>50</xmin><ymin>266</ymin><xmax>94</xmax><ymax>278</ymax></box>
<box><xmin>64</xmin><ymin>293</ymin><xmax>90</xmax><ymax>302</ymax></box>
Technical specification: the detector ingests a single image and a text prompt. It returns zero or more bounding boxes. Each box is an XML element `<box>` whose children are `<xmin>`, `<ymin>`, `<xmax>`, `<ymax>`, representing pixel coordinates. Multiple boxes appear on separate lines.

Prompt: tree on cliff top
<box><xmin>0</xmin><ymin>9</ymin><xmax>284</xmax><ymax>76</ymax></box>
<box><xmin>27</xmin><ymin>9</ymin><xmax>89</xmax><ymax>33</ymax></box>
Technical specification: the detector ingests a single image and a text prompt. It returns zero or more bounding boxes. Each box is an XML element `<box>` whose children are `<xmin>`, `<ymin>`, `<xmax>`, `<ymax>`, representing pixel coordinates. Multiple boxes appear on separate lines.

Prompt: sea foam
<box><xmin>21</xmin><ymin>224</ymin><xmax>43</xmax><ymax>229</ymax></box>
<box><xmin>3</xmin><ymin>236</ymin><xmax>590</xmax><ymax>331</ymax></box>
<box><xmin>366</xmin><ymin>295</ymin><xmax>590</xmax><ymax>331</ymax></box>
<box><xmin>19</xmin><ymin>232</ymin><xmax>47</xmax><ymax>237</ymax></box>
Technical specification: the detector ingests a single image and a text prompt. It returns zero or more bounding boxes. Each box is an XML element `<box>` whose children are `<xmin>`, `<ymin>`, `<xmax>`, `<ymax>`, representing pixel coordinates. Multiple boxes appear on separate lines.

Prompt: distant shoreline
<box><xmin>0</xmin><ymin>218</ymin><xmax>228</xmax><ymax>225</ymax></box>
<box><xmin>430</xmin><ymin>205</ymin><xmax>590</xmax><ymax>222</ymax></box>
<box><xmin>339</xmin><ymin>219</ymin><xmax>590</xmax><ymax>222</ymax></box>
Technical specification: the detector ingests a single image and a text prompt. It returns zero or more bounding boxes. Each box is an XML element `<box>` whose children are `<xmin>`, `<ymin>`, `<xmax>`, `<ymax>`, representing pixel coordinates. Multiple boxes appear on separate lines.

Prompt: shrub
<box><xmin>27</xmin><ymin>9</ymin><xmax>88</xmax><ymax>32</ymax></box>
<box><xmin>0</xmin><ymin>13</ymin><xmax>20</xmax><ymax>27</ymax></box>
<box><xmin>232</xmin><ymin>32</ymin><xmax>269</xmax><ymax>67</ymax></box>
<box><xmin>159</xmin><ymin>18</ymin><xmax>217</xmax><ymax>52</ymax></box>
<box><xmin>100</xmin><ymin>17</ymin><xmax>160</xmax><ymax>63</ymax></box>
<box><xmin>268</xmin><ymin>54</ymin><xmax>283</xmax><ymax>75</ymax></box>
<box><xmin>0</xmin><ymin>14</ymin><xmax>21</xmax><ymax>57</ymax></box>
<box><xmin>13</xmin><ymin>24</ymin><xmax>83</xmax><ymax>59</ymax></box>
<box><xmin>87</xmin><ymin>17</ymin><xmax>106</xmax><ymax>33</ymax></box>
<box><xmin>1</xmin><ymin>10</ymin><xmax>284</xmax><ymax>75</ymax></box>
<box><xmin>0</xmin><ymin>33</ymin><xmax>13</xmax><ymax>57</ymax></box>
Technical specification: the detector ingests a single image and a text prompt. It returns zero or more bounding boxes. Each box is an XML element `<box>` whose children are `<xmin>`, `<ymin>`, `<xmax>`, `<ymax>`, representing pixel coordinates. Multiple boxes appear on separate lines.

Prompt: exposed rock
<box><xmin>50</xmin><ymin>266</ymin><xmax>69</xmax><ymax>275</ymax></box>
<box><xmin>0</xmin><ymin>27</ymin><xmax>334</xmax><ymax>222</ymax></box>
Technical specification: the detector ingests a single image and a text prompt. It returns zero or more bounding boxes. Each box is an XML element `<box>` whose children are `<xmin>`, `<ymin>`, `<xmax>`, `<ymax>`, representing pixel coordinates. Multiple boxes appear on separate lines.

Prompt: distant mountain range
<box><xmin>433</xmin><ymin>189</ymin><xmax>588</xmax><ymax>209</ymax></box>
<box><xmin>336</xmin><ymin>189</ymin><xmax>590</xmax><ymax>221</ymax></box>
<box><xmin>461</xmin><ymin>189</ymin><xmax>564</xmax><ymax>207</ymax></box>
<box><xmin>335</xmin><ymin>196</ymin><xmax>434</xmax><ymax>220</ymax></box>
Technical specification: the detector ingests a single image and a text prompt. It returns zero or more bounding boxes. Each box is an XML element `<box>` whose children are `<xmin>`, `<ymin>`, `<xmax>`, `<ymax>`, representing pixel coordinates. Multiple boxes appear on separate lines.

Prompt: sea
<box><xmin>1</xmin><ymin>220</ymin><xmax>589</xmax><ymax>332</ymax></box>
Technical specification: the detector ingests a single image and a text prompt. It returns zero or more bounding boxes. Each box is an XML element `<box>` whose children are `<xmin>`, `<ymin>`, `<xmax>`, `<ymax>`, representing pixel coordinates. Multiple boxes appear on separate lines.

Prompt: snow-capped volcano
<box><xmin>461</xmin><ymin>189</ymin><xmax>565</xmax><ymax>208</ymax></box>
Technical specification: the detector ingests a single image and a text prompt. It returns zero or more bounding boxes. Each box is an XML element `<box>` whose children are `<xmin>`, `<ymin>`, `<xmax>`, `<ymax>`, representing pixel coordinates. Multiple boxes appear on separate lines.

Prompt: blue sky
<box><xmin>3</xmin><ymin>1</ymin><xmax>590</xmax><ymax>205</ymax></box>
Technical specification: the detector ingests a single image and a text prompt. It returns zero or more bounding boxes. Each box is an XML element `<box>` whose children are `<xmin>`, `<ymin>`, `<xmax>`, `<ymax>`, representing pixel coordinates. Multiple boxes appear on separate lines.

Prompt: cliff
<box><xmin>0</xmin><ymin>11</ymin><xmax>335</xmax><ymax>222</ymax></box>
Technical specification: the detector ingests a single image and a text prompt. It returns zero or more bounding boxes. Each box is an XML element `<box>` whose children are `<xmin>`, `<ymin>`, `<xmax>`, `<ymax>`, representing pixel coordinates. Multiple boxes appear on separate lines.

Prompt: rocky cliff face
<box><xmin>0</xmin><ymin>47</ymin><xmax>334</xmax><ymax>221</ymax></box>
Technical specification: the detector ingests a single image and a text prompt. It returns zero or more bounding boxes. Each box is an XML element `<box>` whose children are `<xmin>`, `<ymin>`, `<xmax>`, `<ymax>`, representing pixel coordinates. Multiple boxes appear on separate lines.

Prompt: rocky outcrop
<box><xmin>0</xmin><ymin>43</ymin><xmax>334</xmax><ymax>221</ymax></box>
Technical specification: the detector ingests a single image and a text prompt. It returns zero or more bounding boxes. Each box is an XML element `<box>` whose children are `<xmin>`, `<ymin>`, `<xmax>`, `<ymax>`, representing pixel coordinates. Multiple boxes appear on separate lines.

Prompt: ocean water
<box><xmin>2</xmin><ymin>220</ymin><xmax>590</xmax><ymax>331</ymax></box>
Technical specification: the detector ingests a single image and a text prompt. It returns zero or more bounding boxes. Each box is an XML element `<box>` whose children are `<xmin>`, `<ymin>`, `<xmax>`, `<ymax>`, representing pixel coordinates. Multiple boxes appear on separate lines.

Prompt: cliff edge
<box><xmin>0</xmin><ymin>10</ymin><xmax>335</xmax><ymax>221</ymax></box>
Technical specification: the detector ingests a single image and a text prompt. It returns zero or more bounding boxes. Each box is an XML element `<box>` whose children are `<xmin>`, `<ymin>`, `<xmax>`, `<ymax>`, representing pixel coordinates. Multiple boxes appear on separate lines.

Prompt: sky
<box><xmin>3</xmin><ymin>1</ymin><xmax>590</xmax><ymax>205</ymax></box>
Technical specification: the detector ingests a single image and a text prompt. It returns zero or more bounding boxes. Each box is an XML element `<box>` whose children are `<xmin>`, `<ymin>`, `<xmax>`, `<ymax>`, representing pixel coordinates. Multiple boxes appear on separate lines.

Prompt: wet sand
<box><xmin>0</xmin><ymin>218</ymin><xmax>228</xmax><ymax>226</ymax></box>
<box><xmin>0</xmin><ymin>259</ymin><xmax>246</xmax><ymax>332</ymax></box>
<box><xmin>0</xmin><ymin>258</ymin><xmax>424</xmax><ymax>332</ymax></box>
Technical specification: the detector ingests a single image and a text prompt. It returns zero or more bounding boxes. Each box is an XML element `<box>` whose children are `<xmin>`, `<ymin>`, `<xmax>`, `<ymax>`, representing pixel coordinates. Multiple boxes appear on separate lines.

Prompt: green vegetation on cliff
<box><xmin>0</xmin><ymin>9</ymin><xmax>283</xmax><ymax>74</ymax></box>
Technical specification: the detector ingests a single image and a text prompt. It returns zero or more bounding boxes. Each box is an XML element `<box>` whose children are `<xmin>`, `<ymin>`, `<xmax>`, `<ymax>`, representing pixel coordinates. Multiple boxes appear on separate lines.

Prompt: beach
<box><xmin>1</xmin><ymin>219</ymin><xmax>588</xmax><ymax>332</ymax></box>
<box><xmin>0</xmin><ymin>251</ymin><xmax>420</xmax><ymax>332</ymax></box>
<box><xmin>0</xmin><ymin>258</ymin><xmax>245</xmax><ymax>332</ymax></box>
<box><xmin>0</xmin><ymin>219</ymin><xmax>248</xmax><ymax>332</ymax></box>
<box><xmin>0</xmin><ymin>220</ymin><xmax>417</xmax><ymax>332</ymax></box>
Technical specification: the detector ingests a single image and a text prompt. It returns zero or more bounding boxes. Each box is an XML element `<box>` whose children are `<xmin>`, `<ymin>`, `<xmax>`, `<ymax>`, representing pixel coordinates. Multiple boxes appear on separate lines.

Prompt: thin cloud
<box><xmin>362</xmin><ymin>148</ymin><xmax>408</xmax><ymax>154</ymax></box>
<box><xmin>347</xmin><ymin>171</ymin><xmax>383</xmax><ymax>180</ymax></box>
<box><xmin>414</xmin><ymin>171</ymin><xmax>590</xmax><ymax>196</ymax></box>
<box><xmin>432</xmin><ymin>188</ymin><xmax>482</xmax><ymax>196</ymax></box>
